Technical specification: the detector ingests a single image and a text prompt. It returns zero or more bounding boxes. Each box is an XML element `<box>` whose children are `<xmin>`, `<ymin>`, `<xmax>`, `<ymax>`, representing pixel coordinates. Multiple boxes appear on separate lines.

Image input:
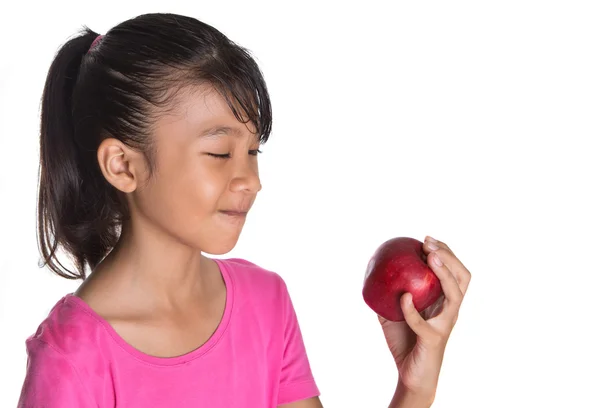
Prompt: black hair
<box><xmin>37</xmin><ymin>13</ymin><xmax>272</xmax><ymax>280</ymax></box>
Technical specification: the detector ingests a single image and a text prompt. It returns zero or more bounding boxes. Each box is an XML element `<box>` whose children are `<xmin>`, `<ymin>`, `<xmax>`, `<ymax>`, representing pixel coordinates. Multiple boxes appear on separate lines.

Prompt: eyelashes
<box><xmin>207</xmin><ymin>149</ymin><xmax>262</xmax><ymax>160</ymax></box>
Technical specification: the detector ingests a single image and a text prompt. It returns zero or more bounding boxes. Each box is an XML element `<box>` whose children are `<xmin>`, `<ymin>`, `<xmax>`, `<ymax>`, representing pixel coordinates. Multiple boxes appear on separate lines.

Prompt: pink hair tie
<box><xmin>87</xmin><ymin>35</ymin><xmax>104</xmax><ymax>54</ymax></box>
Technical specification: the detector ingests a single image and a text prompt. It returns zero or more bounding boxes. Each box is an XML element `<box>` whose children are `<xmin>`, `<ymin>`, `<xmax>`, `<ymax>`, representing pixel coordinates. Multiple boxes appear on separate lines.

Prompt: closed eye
<box><xmin>207</xmin><ymin>149</ymin><xmax>262</xmax><ymax>160</ymax></box>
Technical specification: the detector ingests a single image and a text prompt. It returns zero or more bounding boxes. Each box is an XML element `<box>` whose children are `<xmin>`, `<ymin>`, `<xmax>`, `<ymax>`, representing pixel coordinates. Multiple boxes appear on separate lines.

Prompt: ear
<box><xmin>96</xmin><ymin>138</ymin><xmax>141</xmax><ymax>193</ymax></box>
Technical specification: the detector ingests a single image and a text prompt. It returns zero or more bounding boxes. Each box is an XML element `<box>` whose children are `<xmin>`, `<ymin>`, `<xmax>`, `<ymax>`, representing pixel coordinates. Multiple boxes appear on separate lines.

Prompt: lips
<box><xmin>220</xmin><ymin>210</ymin><xmax>248</xmax><ymax>216</ymax></box>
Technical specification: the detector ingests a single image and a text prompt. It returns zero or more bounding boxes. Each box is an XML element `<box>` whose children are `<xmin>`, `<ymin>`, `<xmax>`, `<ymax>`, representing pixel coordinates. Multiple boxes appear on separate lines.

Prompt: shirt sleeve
<box><xmin>17</xmin><ymin>338</ymin><xmax>96</xmax><ymax>408</ymax></box>
<box><xmin>277</xmin><ymin>277</ymin><xmax>321</xmax><ymax>406</ymax></box>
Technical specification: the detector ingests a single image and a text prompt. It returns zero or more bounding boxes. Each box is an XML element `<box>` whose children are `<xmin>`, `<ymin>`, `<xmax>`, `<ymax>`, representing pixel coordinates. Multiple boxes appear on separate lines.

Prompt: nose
<box><xmin>230</xmin><ymin>160</ymin><xmax>262</xmax><ymax>194</ymax></box>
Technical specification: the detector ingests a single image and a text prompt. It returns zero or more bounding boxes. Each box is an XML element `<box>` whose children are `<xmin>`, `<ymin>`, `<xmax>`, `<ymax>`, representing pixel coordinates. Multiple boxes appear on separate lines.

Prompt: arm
<box><xmin>388</xmin><ymin>381</ymin><xmax>435</xmax><ymax>408</ymax></box>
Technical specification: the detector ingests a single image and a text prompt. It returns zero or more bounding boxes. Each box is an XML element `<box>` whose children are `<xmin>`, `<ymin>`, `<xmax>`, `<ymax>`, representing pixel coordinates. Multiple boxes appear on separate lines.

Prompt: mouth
<box><xmin>219</xmin><ymin>210</ymin><xmax>248</xmax><ymax>217</ymax></box>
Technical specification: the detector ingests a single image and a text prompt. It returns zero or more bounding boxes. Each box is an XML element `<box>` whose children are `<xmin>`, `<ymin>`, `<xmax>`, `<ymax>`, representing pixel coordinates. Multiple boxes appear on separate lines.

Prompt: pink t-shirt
<box><xmin>17</xmin><ymin>258</ymin><xmax>320</xmax><ymax>407</ymax></box>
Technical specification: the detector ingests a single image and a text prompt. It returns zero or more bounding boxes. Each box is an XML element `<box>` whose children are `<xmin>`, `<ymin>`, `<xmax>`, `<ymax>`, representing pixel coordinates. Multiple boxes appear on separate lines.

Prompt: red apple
<box><xmin>362</xmin><ymin>237</ymin><xmax>442</xmax><ymax>322</ymax></box>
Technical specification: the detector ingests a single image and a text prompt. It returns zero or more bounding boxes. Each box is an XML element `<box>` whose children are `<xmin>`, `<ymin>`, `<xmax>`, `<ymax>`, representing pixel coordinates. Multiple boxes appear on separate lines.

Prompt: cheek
<box><xmin>166</xmin><ymin>162</ymin><xmax>222</xmax><ymax>218</ymax></box>
<box><xmin>187</xmin><ymin>170</ymin><xmax>221</xmax><ymax>214</ymax></box>
<box><xmin>137</xmin><ymin>158</ymin><xmax>222</xmax><ymax>226</ymax></box>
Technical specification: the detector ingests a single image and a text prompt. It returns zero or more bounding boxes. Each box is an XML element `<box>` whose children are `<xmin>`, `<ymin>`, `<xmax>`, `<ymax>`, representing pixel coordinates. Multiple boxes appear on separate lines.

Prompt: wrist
<box><xmin>388</xmin><ymin>381</ymin><xmax>435</xmax><ymax>408</ymax></box>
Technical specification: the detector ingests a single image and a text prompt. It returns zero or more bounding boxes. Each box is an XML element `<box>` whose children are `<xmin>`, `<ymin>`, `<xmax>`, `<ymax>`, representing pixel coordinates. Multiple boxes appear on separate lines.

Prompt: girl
<box><xmin>18</xmin><ymin>13</ymin><xmax>471</xmax><ymax>408</ymax></box>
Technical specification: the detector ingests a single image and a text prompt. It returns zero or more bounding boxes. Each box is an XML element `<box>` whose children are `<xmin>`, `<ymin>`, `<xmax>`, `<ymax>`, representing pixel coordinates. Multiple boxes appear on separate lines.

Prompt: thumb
<box><xmin>401</xmin><ymin>292</ymin><xmax>433</xmax><ymax>339</ymax></box>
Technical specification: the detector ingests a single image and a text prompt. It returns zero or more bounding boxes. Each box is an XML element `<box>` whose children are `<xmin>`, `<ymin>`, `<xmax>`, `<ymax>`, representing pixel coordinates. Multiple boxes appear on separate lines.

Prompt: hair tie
<box><xmin>87</xmin><ymin>35</ymin><xmax>104</xmax><ymax>54</ymax></box>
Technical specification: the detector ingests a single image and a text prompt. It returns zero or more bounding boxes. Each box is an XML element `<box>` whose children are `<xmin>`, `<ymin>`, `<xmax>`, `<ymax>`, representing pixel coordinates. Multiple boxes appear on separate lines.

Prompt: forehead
<box><xmin>172</xmin><ymin>84</ymin><xmax>258</xmax><ymax>137</ymax></box>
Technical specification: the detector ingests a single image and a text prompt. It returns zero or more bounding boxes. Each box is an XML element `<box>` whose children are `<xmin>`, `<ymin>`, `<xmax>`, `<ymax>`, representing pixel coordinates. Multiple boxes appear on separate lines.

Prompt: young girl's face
<box><xmin>129</xmin><ymin>85</ymin><xmax>262</xmax><ymax>254</ymax></box>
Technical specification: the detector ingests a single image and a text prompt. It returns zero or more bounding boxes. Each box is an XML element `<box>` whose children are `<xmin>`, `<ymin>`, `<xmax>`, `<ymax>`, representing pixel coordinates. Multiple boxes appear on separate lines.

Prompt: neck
<box><xmin>92</xmin><ymin>219</ymin><xmax>213</xmax><ymax>309</ymax></box>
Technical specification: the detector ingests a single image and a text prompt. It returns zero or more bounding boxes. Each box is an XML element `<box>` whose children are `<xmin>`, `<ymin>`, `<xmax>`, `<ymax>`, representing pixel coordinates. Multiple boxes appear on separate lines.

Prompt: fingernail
<box><xmin>427</xmin><ymin>236</ymin><xmax>437</xmax><ymax>243</ymax></box>
<box><xmin>433</xmin><ymin>253</ymin><xmax>443</xmax><ymax>266</ymax></box>
<box><xmin>428</xmin><ymin>241</ymin><xmax>439</xmax><ymax>251</ymax></box>
<box><xmin>406</xmin><ymin>293</ymin><xmax>413</xmax><ymax>306</ymax></box>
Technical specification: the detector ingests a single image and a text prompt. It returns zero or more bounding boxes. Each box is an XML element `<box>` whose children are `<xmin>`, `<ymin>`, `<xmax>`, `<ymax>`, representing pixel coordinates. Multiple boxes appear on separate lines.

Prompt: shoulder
<box><xmin>25</xmin><ymin>295</ymin><xmax>105</xmax><ymax>362</ymax></box>
<box><xmin>19</xmin><ymin>296</ymin><xmax>108</xmax><ymax>406</ymax></box>
<box><xmin>219</xmin><ymin>257</ymin><xmax>285</xmax><ymax>286</ymax></box>
<box><xmin>218</xmin><ymin>257</ymin><xmax>290</xmax><ymax>301</ymax></box>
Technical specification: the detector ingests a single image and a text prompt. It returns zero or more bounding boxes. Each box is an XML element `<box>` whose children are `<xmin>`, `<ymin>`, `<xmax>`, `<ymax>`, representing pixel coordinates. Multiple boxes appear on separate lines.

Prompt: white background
<box><xmin>1</xmin><ymin>1</ymin><xmax>599</xmax><ymax>407</ymax></box>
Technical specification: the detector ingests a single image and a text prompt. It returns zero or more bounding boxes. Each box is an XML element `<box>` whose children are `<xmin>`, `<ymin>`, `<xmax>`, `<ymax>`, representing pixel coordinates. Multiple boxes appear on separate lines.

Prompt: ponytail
<box><xmin>38</xmin><ymin>28</ymin><xmax>118</xmax><ymax>280</ymax></box>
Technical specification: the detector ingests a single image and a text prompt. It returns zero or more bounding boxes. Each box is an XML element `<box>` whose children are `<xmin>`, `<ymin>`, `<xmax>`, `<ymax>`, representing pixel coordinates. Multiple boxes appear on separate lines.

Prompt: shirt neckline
<box><xmin>63</xmin><ymin>257</ymin><xmax>234</xmax><ymax>367</ymax></box>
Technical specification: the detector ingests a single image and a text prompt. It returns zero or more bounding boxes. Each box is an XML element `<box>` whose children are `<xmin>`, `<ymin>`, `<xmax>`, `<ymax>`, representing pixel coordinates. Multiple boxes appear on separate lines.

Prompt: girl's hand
<box><xmin>377</xmin><ymin>236</ymin><xmax>471</xmax><ymax>401</ymax></box>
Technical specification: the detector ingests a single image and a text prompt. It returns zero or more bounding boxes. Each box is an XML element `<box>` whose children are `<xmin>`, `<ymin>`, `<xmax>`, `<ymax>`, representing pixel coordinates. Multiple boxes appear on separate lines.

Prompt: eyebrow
<box><xmin>198</xmin><ymin>126</ymin><xmax>244</xmax><ymax>139</ymax></box>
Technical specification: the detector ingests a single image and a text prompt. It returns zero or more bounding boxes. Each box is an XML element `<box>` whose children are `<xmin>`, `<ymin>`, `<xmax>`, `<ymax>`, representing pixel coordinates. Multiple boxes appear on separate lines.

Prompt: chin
<box><xmin>199</xmin><ymin>237</ymin><xmax>240</xmax><ymax>255</ymax></box>
<box><xmin>203</xmin><ymin>247</ymin><xmax>234</xmax><ymax>256</ymax></box>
